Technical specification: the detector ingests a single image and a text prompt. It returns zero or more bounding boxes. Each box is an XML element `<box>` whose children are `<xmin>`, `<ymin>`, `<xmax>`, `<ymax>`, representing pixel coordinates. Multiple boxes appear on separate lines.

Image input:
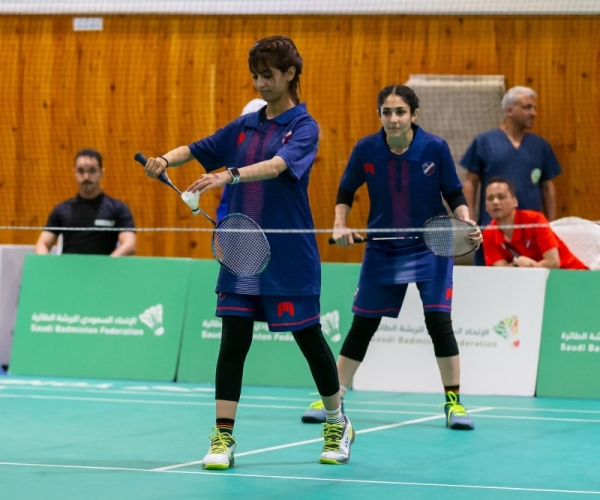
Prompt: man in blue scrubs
<box><xmin>461</xmin><ymin>86</ymin><xmax>562</xmax><ymax>264</ymax></box>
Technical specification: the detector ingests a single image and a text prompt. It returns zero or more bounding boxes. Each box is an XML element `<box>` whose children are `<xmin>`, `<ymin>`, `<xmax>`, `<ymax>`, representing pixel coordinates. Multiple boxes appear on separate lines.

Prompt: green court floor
<box><xmin>0</xmin><ymin>377</ymin><xmax>598</xmax><ymax>499</ymax></box>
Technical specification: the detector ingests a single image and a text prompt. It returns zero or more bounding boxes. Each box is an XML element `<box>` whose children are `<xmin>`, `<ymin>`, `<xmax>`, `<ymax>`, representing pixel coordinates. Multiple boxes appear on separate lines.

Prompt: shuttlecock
<box><xmin>181</xmin><ymin>191</ymin><xmax>200</xmax><ymax>214</ymax></box>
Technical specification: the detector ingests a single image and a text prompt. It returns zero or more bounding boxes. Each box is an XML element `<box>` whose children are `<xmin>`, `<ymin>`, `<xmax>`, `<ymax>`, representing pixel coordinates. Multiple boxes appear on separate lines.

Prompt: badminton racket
<box><xmin>329</xmin><ymin>215</ymin><xmax>479</xmax><ymax>258</ymax></box>
<box><xmin>134</xmin><ymin>152</ymin><xmax>271</xmax><ymax>276</ymax></box>
<box><xmin>502</xmin><ymin>242</ymin><xmax>521</xmax><ymax>263</ymax></box>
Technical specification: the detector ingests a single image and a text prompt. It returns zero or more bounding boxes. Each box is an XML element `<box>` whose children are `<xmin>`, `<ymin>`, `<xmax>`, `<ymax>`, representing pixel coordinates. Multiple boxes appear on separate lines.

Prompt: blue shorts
<box><xmin>215</xmin><ymin>293</ymin><xmax>321</xmax><ymax>332</ymax></box>
<box><xmin>352</xmin><ymin>279</ymin><xmax>453</xmax><ymax>318</ymax></box>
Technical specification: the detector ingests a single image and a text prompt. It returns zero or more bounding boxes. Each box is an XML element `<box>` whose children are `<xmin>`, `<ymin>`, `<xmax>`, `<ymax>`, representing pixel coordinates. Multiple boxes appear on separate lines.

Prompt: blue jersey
<box><xmin>189</xmin><ymin>103</ymin><xmax>321</xmax><ymax>296</ymax></box>
<box><xmin>460</xmin><ymin>129</ymin><xmax>562</xmax><ymax>226</ymax></box>
<box><xmin>339</xmin><ymin>126</ymin><xmax>461</xmax><ymax>284</ymax></box>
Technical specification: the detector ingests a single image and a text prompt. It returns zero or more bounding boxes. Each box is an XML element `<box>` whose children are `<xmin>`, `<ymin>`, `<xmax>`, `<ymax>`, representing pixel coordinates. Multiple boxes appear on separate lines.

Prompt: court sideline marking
<box><xmin>0</xmin><ymin>461</ymin><xmax>598</xmax><ymax>496</ymax></box>
<box><xmin>152</xmin><ymin>407</ymin><xmax>494</xmax><ymax>471</ymax></box>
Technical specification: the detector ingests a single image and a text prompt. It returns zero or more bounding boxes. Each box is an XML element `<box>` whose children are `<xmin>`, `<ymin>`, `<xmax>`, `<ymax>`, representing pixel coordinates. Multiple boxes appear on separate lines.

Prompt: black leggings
<box><xmin>339</xmin><ymin>312</ymin><xmax>458</xmax><ymax>361</ymax></box>
<box><xmin>215</xmin><ymin>316</ymin><xmax>340</xmax><ymax>402</ymax></box>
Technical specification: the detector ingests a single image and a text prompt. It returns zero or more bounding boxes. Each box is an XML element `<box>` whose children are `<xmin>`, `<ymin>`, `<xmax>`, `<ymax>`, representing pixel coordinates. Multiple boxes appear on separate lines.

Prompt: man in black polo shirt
<box><xmin>35</xmin><ymin>149</ymin><xmax>136</xmax><ymax>256</ymax></box>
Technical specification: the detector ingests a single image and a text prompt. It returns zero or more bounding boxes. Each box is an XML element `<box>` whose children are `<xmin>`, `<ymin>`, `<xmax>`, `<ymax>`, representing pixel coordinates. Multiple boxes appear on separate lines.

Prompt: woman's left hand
<box><xmin>187</xmin><ymin>172</ymin><xmax>229</xmax><ymax>194</ymax></box>
<box><xmin>464</xmin><ymin>218</ymin><xmax>483</xmax><ymax>249</ymax></box>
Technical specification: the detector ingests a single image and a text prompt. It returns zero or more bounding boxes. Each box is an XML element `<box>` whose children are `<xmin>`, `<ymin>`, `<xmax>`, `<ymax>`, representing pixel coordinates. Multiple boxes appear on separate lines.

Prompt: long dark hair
<box><xmin>248</xmin><ymin>36</ymin><xmax>303</xmax><ymax>105</ymax></box>
<box><xmin>377</xmin><ymin>85</ymin><xmax>419</xmax><ymax>116</ymax></box>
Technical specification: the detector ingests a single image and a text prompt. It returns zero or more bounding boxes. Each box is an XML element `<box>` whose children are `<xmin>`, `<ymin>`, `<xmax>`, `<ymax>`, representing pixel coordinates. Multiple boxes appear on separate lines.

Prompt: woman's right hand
<box><xmin>144</xmin><ymin>157</ymin><xmax>168</xmax><ymax>178</ymax></box>
<box><xmin>332</xmin><ymin>225</ymin><xmax>362</xmax><ymax>248</ymax></box>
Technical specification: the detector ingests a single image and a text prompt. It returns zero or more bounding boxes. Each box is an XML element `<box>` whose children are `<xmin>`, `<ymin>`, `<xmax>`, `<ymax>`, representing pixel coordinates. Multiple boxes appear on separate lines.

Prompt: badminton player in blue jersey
<box><xmin>143</xmin><ymin>36</ymin><xmax>353</xmax><ymax>469</ymax></box>
<box><xmin>301</xmin><ymin>85</ymin><xmax>482</xmax><ymax>430</ymax></box>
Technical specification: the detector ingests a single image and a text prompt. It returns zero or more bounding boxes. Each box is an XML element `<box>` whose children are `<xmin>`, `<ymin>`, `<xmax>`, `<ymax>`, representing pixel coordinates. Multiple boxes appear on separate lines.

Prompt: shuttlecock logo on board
<box><xmin>493</xmin><ymin>316</ymin><xmax>519</xmax><ymax>347</ymax></box>
<box><xmin>321</xmin><ymin>311</ymin><xmax>341</xmax><ymax>343</ymax></box>
<box><xmin>139</xmin><ymin>305</ymin><xmax>165</xmax><ymax>336</ymax></box>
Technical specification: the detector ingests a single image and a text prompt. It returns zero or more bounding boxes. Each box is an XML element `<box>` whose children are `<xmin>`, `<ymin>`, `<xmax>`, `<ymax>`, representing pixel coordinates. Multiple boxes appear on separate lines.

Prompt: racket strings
<box><xmin>212</xmin><ymin>215</ymin><xmax>271</xmax><ymax>277</ymax></box>
<box><xmin>422</xmin><ymin>217</ymin><xmax>477</xmax><ymax>257</ymax></box>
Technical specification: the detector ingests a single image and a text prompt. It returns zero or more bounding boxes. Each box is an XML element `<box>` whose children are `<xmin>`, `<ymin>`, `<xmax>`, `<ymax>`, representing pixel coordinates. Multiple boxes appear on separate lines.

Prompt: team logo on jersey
<box><xmin>445</xmin><ymin>288</ymin><xmax>453</xmax><ymax>301</ymax></box>
<box><xmin>237</xmin><ymin>132</ymin><xmax>245</xmax><ymax>146</ymax></box>
<box><xmin>364</xmin><ymin>163</ymin><xmax>375</xmax><ymax>175</ymax></box>
<box><xmin>422</xmin><ymin>162</ymin><xmax>435</xmax><ymax>176</ymax></box>
<box><xmin>282</xmin><ymin>131</ymin><xmax>293</xmax><ymax>145</ymax></box>
<box><xmin>530</xmin><ymin>168</ymin><xmax>541</xmax><ymax>185</ymax></box>
<box><xmin>277</xmin><ymin>301</ymin><xmax>295</xmax><ymax>317</ymax></box>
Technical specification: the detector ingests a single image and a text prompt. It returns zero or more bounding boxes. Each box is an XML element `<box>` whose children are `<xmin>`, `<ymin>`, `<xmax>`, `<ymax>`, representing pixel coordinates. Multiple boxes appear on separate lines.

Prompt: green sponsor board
<box><xmin>176</xmin><ymin>261</ymin><xmax>361</xmax><ymax>387</ymax></box>
<box><xmin>536</xmin><ymin>270</ymin><xmax>600</xmax><ymax>398</ymax></box>
<box><xmin>10</xmin><ymin>254</ymin><xmax>190</xmax><ymax>381</ymax></box>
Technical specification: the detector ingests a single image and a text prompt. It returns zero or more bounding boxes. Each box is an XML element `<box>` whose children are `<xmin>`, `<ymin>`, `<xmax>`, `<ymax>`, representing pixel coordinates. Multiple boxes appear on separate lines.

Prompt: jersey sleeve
<box><xmin>275</xmin><ymin>119</ymin><xmax>319</xmax><ymax>181</ymax></box>
<box><xmin>188</xmin><ymin>121</ymin><xmax>238</xmax><ymax>173</ymax></box>
<box><xmin>338</xmin><ymin>143</ymin><xmax>366</xmax><ymax>195</ymax></box>
<box><xmin>438</xmin><ymin>140</ymin><xmax>463</xmax><ymax>197</ymax></box>
<box><xmin>482</xmin><ymin>227</ymin><xmax>508</xmax><ymax>265</ymax></box>
<box><xmin>114</xmin><ymin>201</ymin><xmax>136</xmax><ymax>230</ymax></box>
<box><xmin>45</xmin><ymin>206</ymin><xmax>63</xmax><ymax>235</ymax></box>
<box><xmin>540</xmin><ymin>140</ymin><xmax>563</xmax><ymax>181</ymax></box>
<box><xmin>459</xmin><ymin>136</ymin><xmax>483</xmax><ymax>175</ymax></box>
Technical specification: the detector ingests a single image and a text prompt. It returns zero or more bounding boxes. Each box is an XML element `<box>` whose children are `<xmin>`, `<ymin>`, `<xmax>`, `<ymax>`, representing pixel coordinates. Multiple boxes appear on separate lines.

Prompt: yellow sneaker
<box><xmin>319</xmin><ymin>415</ymin><xmax>356</xmax><ymax>464</ymax></box>
<box><xmin>201</xmin><ymin>427</ymin><xmax>237</xmax><ymax>470</ymax></box>
<box><xmin>301</xmin><ymin>400</ymin><xmax>326</xmax><ymax>423</ymax></box>
<box><xmin>444</xmin><ymin>392</ymin><xmax>475</xmax><ymax>430</ymax></box>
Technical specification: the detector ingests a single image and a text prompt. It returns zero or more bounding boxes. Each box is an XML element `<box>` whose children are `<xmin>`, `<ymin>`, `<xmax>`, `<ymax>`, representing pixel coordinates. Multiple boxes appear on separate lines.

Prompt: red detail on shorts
<box><xmin>219</xmin><ymin>292</ymin><xmax>227</xmax><ymax>301</ymax></box>
<box><xmin>352</xmin><ymin>305</ymin><xmax>400</xmax><ymax>315</ymax></box>
<box><xmin>277</xmin><ymin>302</ymin><xmax>295</xmax><ymax>317</ymax></box>
<box><xmin>216</xmin><ymin>306</ymin><xmax>255</xmax><ymax>313</ymax></box>
<box><xmin>269</xmin><ymin>313</ymin><xmax>320</xmax><ymax>328</ymax></box>
<box><xmin>445</xmin><ymin>288</ymin><xmax>453</xmax><ymax>301</ymax></box>
<box><xmin>364</xmin><ymin>163</ymin><xmax>375</xmax><ymax>175</ymax></box>
<box><xmin>237</xmin><ymin>132</ymin><xmax>246</xmax><ymax>145</ymax></box>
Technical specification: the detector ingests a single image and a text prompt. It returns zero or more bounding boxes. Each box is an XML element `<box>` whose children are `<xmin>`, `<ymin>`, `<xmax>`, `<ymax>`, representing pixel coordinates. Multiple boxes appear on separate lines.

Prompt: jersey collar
<box><xmin>375</xmin><ymin>124</ymin><xmax>425</xmax><ymax>161</ymax></box>
<box><xmin>245</xmin><ymin>103</ymin><xmax>306</xmax><ymax>128</ymax></box>
<box><xmin>490</xmin><ymin>210</ymin><xmax>521</xmax><ymax>245</ymax></box>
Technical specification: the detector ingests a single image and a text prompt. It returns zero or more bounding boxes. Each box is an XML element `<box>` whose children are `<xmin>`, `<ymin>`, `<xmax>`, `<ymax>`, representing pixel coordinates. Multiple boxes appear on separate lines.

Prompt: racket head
<box><xmin>211</xmin><ymin>214</ymin><xmax>271</xmax><ymax>277</ymax></box>
<box><xmin>422</xmin><ymin>216</ymin><xmax>478</xmax><ymax>257</ymax></box>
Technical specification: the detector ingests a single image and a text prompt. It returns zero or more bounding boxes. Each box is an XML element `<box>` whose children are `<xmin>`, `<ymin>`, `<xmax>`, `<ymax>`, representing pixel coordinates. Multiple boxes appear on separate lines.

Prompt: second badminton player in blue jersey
<box><xmin>301</xmin><ymin>84</ymin><xmax>482</xmax><ymax>430</ymax></box>
<box><xmin>143</xmin><ymin>36</ymin><xmax>353</xmax><ymax>470</ymax></box>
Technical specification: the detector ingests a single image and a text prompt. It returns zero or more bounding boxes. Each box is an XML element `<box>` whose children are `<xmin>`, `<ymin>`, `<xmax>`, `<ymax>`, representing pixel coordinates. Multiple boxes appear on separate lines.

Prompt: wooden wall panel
<box><xmin>0</xmin><ymin>15</ymin><xmax>598</xmax><ymax>263</ymax></box>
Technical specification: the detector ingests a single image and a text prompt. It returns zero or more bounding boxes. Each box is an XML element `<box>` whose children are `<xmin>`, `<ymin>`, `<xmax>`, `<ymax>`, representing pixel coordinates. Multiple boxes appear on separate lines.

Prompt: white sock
<box><xmin>325</xmin><ymin>406</ymin><xmax>344</xmax><ymax>424</ymax></box>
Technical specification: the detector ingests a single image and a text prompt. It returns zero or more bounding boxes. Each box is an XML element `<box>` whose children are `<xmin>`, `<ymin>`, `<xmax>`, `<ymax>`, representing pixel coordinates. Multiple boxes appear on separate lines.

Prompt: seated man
<box><xmin>35</xmin><ymin>148</ymin><xmax>136</xmax><ymax>256</ymax></box>
<box><xmin>483</xmin><ymin>176</ymin><xmax>587</xmax><ymax>269</ymax></box>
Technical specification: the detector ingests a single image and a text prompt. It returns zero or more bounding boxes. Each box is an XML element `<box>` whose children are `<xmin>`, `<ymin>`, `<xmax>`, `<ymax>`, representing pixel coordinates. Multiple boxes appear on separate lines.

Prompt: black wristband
<box><xmin>159</xmin><ymin>156</ymin><xmax>169</xmax><ymax>168</ymax></box>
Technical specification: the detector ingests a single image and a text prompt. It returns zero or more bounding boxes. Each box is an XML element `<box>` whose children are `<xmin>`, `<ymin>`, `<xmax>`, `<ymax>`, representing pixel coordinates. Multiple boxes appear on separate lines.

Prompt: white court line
<box><xmin>3</xmin><ymin>394</ymin><xmax>600</xmax><ymax>422</ymax></box>
<box><xmin>2</xmin><ymin>382</ymin><xmax>600</xmax><ymax>414</ymax></box>
<box><xmin>476</xmin><ymin>414</ymin><xmax>600</xmax><ymax>424</ymax></box>
<box><xmin>152</xmin><ymin>407</ymin><xmax>494</xmax><ymax>472</ymax></box>
<box><xmin>0</xmin><ymin>461</ymin><xmax>598</xmax><ymax>495</ymax></box>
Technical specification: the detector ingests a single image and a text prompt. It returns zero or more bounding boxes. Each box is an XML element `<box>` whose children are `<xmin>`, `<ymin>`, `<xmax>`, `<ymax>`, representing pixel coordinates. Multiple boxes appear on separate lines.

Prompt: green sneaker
<box><xmin>444</xmin><ymin>392</ymin><xmax>475</xmax><ymax>430</ymax></box>
<box><xmin>319</xmin><ymin>415</ymin><xmax>355</xmax><ymax>464</ymax></box>
<box><xmin>301</xmin><ymin>398</ymin><xmax>345</xmax><ymax>424</ymax></box>
<box><xmin>201</xmin><ymin>427</ymin><xmax>237</xmax><ymax>470</ymax></box>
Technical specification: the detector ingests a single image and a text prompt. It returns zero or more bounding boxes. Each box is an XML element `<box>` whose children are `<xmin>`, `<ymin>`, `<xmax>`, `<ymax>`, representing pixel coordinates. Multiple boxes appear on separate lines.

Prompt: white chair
<box><xmin>550</xmin><ymin>217</ymin><xmax>600</xmax><ymax>270</ymax></box>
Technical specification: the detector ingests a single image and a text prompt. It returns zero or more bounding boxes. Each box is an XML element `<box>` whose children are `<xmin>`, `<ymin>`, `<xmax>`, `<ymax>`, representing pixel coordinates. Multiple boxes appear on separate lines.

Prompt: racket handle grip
<box><xmin>328</xmin><ymin>236</ymin><xmax>368</xmax><ymax>245</ymax></box>
<box><xmin>134</xmin><ymin>152</ymin><xmax>180</xmax><ymax>193</ymax></box>
<box><xmin>133</xmin><ymin>152</ymin><xmax>147</xmax><ymax>165</ymax></box>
